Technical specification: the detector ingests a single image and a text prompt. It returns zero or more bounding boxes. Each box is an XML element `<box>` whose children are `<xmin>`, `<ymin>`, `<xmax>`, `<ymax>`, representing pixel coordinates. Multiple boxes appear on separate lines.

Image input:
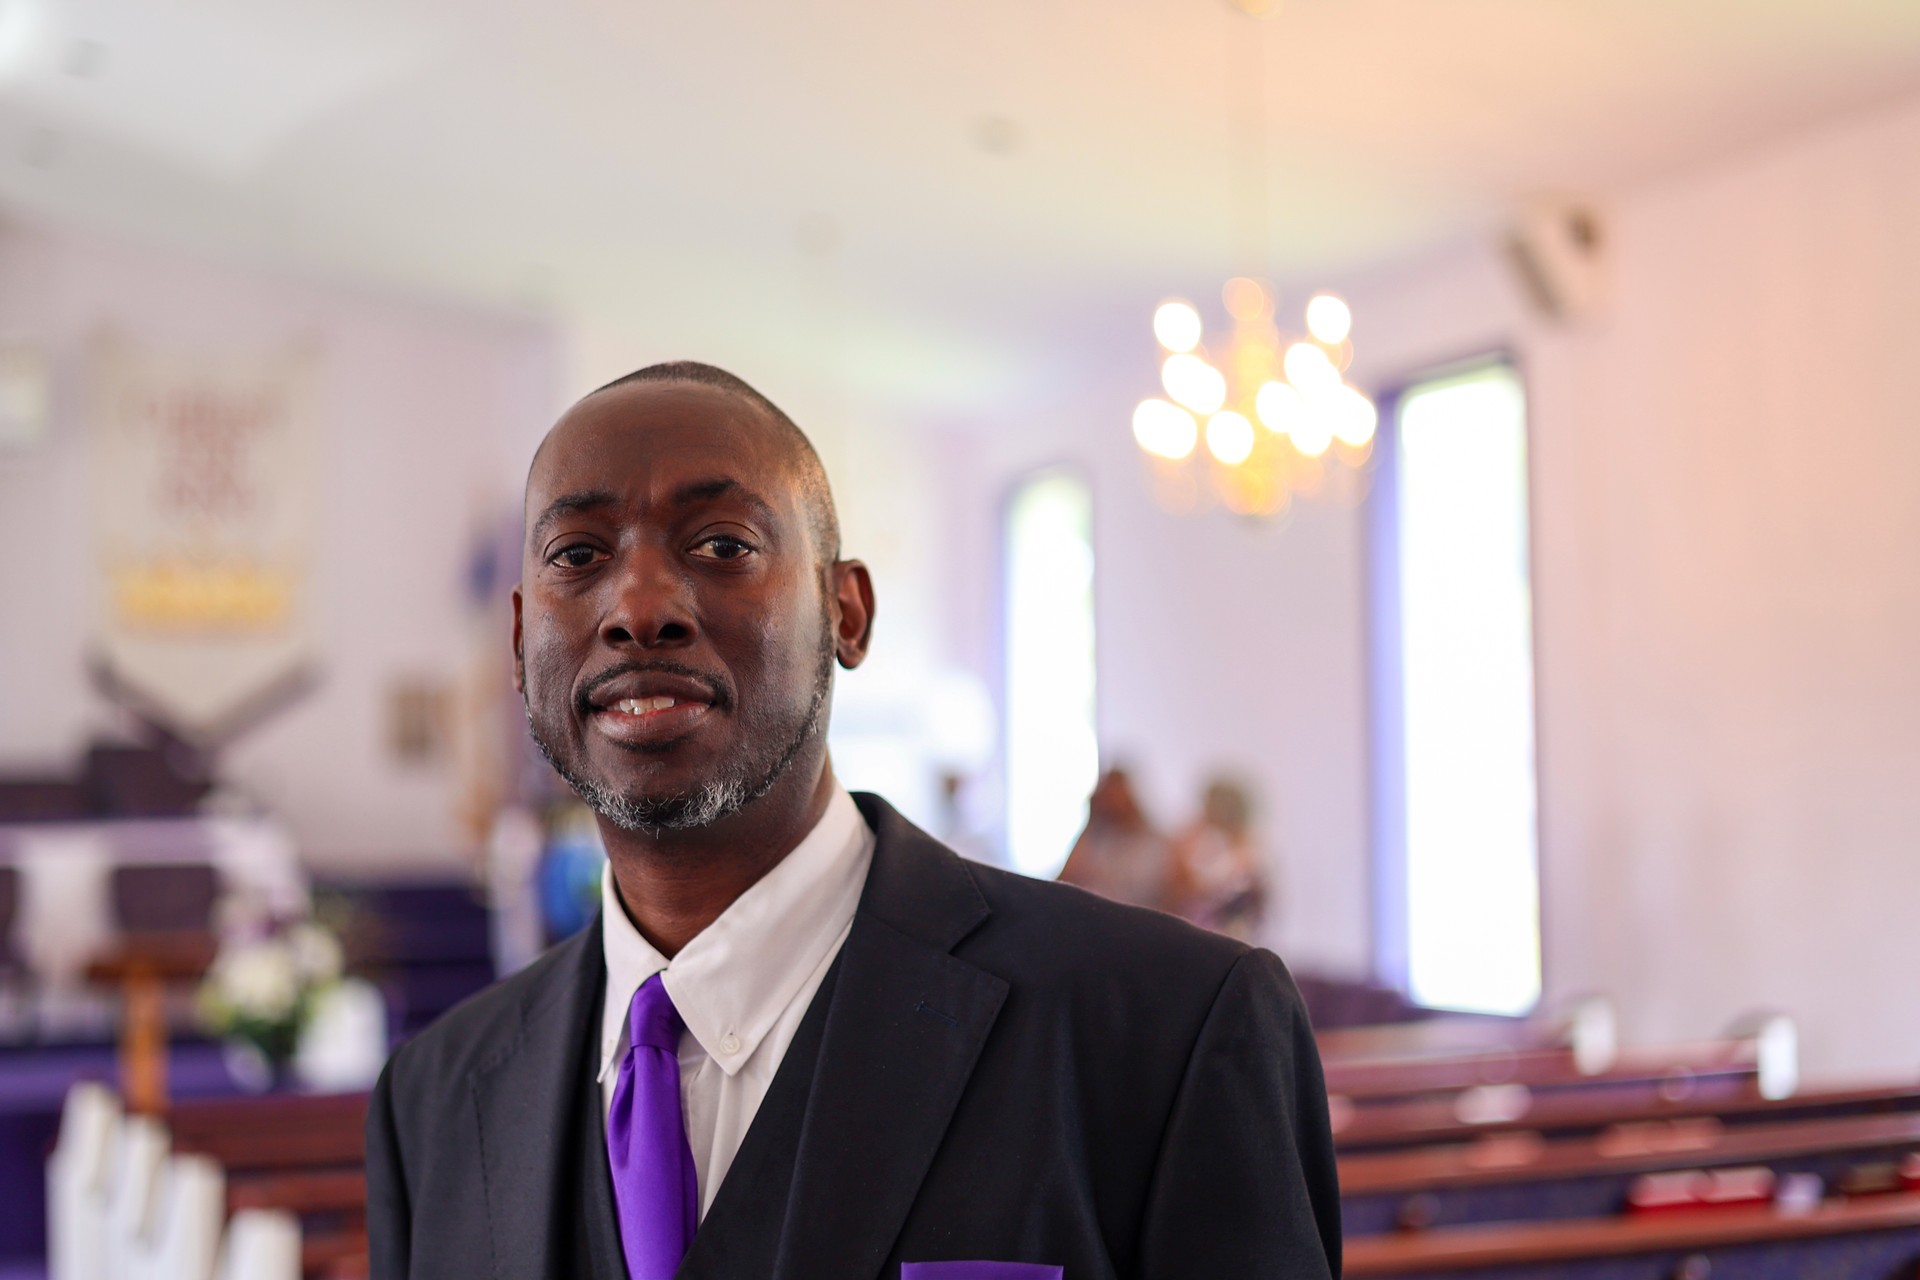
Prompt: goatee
<box><xmin>524</xmin><ymin>626</ymin><xmax>836</xmax><ymax>836</ymax></box>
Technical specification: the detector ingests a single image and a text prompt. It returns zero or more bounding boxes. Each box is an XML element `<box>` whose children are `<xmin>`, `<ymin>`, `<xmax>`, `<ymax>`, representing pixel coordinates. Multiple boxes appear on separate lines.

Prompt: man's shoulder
<box><xmin>855</xmin><ymin>792</ymin><xmax>1280</xmax><ymax>1009</ymax></box>
<box><xmin>942</xmin><ymin>857</ymin><xmax>1316</xmax><ymax>1100</ymax></box>
<box><xmin>957</xmin><ymin>855</ymin><xmax>1267</xmax><ymax>1001</ymax></box>
<box><xmin>384</xmin><ymin>921</ymin><xmax>598</xmax><ymax>1089</ymax></box>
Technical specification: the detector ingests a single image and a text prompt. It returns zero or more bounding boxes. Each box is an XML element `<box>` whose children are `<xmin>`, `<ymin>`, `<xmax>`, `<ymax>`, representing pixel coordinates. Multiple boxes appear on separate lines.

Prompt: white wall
<box><xmin>0</xmin><ymin>220</ymin><xmax>558</xmax><ymax>872</ymax></box>
<box><xmin>1528</xmin><ymin>97</ymin><xmax>1920</xmax><ymax>1080</ymax></box>
<box><xmin>1332</xmin><ymin>95</ymin><xmax>1920</xmax><ymax>1078</ymax></box>
<box><xmin>975</xmin><ymin>92</ymin><xmax>1920</xmax><ymax>1076</ymax></box>
<box><xmin>929</xmin><ymin>382</ymin><xmax>1377</xmax><ymax>978</ymax></box>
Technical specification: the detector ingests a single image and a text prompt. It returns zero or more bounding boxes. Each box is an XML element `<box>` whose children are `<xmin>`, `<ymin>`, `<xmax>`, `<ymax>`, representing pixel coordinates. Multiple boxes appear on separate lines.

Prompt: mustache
<box><xmin>573</xmin><ymin>659</ymin><xmax>735</xmax><ymax>718</ymax></box>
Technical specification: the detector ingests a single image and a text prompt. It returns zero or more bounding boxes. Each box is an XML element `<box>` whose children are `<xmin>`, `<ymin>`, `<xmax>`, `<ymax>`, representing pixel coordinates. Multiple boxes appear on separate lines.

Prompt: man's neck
<box><xmin>600</xmin><ymin>758</ymin><xmax>838</xmax><ymax>957</ymax></box>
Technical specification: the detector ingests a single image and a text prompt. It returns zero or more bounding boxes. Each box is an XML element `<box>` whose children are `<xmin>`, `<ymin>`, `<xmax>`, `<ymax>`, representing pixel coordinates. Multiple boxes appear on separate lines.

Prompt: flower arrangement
<box><xmin>198</xmin><ymin>917</ymin><xmax>344</xmax><ymax>1079</ymax></box>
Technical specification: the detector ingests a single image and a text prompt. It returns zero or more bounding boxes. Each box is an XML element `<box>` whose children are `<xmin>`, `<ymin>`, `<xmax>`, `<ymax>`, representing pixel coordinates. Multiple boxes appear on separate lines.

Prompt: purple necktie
<box><xmin>606</xmin><ymin>973</ymin><xmax>697</xmax><ymax>1280</ymax></box>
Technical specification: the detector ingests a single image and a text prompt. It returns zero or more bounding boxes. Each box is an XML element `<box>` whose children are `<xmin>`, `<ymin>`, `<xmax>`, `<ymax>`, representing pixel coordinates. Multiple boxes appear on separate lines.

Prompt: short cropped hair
<box><xmin>589</xmin><ymin>361</ymin><xmax>841</xmax><ymax>566</ymax></box>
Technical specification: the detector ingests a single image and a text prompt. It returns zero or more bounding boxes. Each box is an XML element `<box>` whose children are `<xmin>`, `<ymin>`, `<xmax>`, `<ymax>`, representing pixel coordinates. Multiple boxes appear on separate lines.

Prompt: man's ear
<box><xmin>511</xmin><ymin>585</ymin><xmax>527</xmax><ymax>694</ymax></box>
<box><xmin>830</xmin><ymin>560</ymin><xmax>875</xmax><ymax>670</ymax></box>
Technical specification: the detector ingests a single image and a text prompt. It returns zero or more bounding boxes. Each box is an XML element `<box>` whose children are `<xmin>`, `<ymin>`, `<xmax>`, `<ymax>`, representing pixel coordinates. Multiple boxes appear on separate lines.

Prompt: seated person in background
<box><xmin>366</xmin><ymin>363</ymin><xmax>1340</xmax><ymax>1280</ymax></box>
<box><xmin>1057</xmin><ymin>765</ymin><xmax>1172</xmax><ymax>911</ymax></box>
<box><xmin>1168</xmin><ymin>776</ymin><xmax>1268</xmax><ymax>943</ymax></box>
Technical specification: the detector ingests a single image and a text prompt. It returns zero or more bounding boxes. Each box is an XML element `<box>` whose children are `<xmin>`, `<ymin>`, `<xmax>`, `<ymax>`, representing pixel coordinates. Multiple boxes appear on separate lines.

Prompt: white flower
<box><xmin>211</xmin><ymin>939</ymin><xmax>301</xmax><ymax>1022</ymax></box>
<box><xmin>286</xmin><ymin>923</ymin><xmax>344</xmax><ymax>983</ymax></box>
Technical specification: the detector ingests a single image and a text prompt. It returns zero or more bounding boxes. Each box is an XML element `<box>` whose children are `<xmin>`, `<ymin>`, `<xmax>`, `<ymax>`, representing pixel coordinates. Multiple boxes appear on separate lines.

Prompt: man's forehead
<box><xmin>527</xmin><ymin>381</ymin><xmax>798</xmax><ymax>502</ymax></box>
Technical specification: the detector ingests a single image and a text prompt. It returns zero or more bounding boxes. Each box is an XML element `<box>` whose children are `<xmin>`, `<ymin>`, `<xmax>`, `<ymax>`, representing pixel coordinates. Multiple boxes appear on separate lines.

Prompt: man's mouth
<box><xmin>589</xmin><ymin>694</ymin><xmax>714</xmax><ymax>746</ymax></box>
<box><xmin>607</xmin><ymin>696</ymin><xmax>690</xmax><ymax>715</ymax></box>
<box><xmin>578</xmin><ymin>664</ymin><xmax>728</xmax><ymax>747</ymax></box>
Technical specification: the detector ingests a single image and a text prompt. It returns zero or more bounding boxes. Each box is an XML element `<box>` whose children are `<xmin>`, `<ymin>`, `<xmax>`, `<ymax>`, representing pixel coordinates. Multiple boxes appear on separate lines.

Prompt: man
<box><xmin>366</xmin><ymin>362</ymin><xmax>1342</xmax><ymax>1279</ymax></box>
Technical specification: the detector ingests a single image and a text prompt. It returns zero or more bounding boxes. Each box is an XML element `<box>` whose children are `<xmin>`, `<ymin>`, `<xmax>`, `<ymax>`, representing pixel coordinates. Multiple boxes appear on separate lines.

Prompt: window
<box><xmin>1369</xmin><ymin>361</ymin><xmax>1540</xmax><ymax>1015</ymax></box>
<box><xmin>1003</xmin><ymin>471</ymin><xmax>1098</xmax><ymax>878</ymax></box>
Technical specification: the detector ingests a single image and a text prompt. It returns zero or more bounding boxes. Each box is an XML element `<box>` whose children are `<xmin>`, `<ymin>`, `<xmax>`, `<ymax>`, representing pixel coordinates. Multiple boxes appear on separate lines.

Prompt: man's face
<box><xmin>514</xmin><ymin>381</ymin><xmax>858</xmax><ymax>832</ymax></box>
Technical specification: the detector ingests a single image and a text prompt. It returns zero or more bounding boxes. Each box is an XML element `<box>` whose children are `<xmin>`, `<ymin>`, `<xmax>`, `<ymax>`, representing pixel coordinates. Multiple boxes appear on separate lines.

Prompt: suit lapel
<box><xmin>469</xmin><ymin>917</ymin><xmax>609</xmax><ymax>1280</ymax></box>
<box><xmin>771</xmin><ymin>796</ymin><xmax>1009</xmax><ymax>1280</ymax></box>
<box><xmin>578</xmin><ymin>1037</ymin><xmax>629</xmax><ymax>1280</ymax></box>
<box><xmin>675</xmin><ymin>955</ymin><xmax>842</xmax><ymax>1279</ymax></box>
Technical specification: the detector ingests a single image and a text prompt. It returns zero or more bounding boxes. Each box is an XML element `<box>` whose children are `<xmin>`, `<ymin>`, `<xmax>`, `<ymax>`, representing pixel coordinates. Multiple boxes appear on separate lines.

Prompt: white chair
<box><xmin>53</xmin><ymin>1086</ymin><xmax>301</xmax><ymax>1280</ymax></box>
<box><xmin>103</xmin><ymin>1113</ymin><xmax>171</xmax><ymax>1280</ymax></box>
<box><xmin>136</xmin><ymin>1153</ymin><xmax>225</xmax><ymax>1280</ymax></box>
<box><xmin>46</xmin><ymin>1081</ymin><xmax>121</xmax><ymax>1280</ymax></box>
<box><xmin>215</xmin><ymin>1209</ymin><xmax>302</xmax><ymax>1280</ymax></box>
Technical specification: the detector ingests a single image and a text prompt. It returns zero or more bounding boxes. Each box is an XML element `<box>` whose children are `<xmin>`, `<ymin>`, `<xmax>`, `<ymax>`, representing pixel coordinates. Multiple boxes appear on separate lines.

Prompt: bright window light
<box><xmin>1396</xmin><ymin>364</ymin><xmax>1540</xmax><ymax>1015</ymax></box>
<box><xmin>1004</xmin><ymin>471</ymin><xmax>1098</xmax><ymax>877</ymax></box>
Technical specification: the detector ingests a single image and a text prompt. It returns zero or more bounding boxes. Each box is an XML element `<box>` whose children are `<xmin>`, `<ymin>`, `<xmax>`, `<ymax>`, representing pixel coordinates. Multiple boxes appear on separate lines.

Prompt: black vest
<box><xmin>565</xmin><ymin>958</ymin><xmax>846</xmax><ymax>1279</ymax></box>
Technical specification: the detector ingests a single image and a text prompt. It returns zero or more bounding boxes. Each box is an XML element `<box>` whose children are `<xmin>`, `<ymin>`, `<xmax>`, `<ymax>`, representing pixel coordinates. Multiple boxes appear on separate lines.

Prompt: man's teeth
<box><xmin>612</xmin><ymin>696</ymin><xmax>679</xmax><ymax>714</ymax></box>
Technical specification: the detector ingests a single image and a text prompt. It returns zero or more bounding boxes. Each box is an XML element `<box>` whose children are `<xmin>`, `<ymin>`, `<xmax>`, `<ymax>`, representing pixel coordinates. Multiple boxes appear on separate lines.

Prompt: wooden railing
<box><xmin>1344</xmin><ymin>1191</ymin><xmax>1920</xmax><ymax>1274</ymax></box>
<box><xmin>169</xmin><ymin>1091</ymin><xmax>371</xmax><ymax>1280</ymax></box>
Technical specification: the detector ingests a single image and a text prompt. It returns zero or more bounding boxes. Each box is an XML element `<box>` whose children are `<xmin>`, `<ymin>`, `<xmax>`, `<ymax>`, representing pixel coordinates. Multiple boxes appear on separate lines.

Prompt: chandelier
<box><xmin>1132</xmin><ymin>278</ymin><xmax>1378</xmax><ymax>518</ymax></box>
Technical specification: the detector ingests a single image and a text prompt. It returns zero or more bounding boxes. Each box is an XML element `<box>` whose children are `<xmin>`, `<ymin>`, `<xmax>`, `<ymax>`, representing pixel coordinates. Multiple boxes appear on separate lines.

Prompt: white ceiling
<box><xmin>2</xmin><ymin>0</ymin><xmax>1918</xmax><ymax>414</ymax></box>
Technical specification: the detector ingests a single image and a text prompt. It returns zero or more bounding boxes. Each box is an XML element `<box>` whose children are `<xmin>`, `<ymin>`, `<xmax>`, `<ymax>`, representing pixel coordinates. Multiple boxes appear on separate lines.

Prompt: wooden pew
<box><xmin>1334</xmin><ymin>1079</ymin><xmax>1920</xmax><ymax>1151</ymax></box>
<box><xmin>229</xmin><ymin>1168</ymin><xmax>367</xmax><ymax>1217</ymax></box>
<box><xmin>169</xmin><ymin>1091</ymin><xmax>368</xmax><ymax>1171</ymax></box>
<box><xmin>167</xmin><ymin>1091</ymin><xmax>371</xmax><ymax>1280</ymax></box>
<box><xmin>302</xmin><ymin>1229</ymin><xmax>371</xmax><ymax>1280</ymax></box>
<box><xmin>1325</xmin><ymin>1042</ymin><xmax>1759</xmax><ymax>1104</ymax></box>
<box><xmin>1318</xmin><ymin>1015</ymin><xmax>1543</xmax><ymax>1065</ymax></box>
<box><xmin>1341</xmin><ymin>1110</ymin><xmax>1920</xmax><ymax>1236</ymax></box>
<box><xmin>1344</xmin><ymin>1189</ymin><xmax>1920</xmax><ymax>1276</ymax></box>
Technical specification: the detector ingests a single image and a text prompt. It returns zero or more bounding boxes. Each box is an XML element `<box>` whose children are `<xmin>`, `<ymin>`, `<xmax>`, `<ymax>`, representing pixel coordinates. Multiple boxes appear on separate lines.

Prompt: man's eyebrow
<box><xmin>528</xmin><ymin>490</ymin><xmax>618</xmax><ymax>546</ymax></box>
<box><xmin>671</xmin><ymin>478</ymin><xmax>778</xmax><ymax>526</ymax></box>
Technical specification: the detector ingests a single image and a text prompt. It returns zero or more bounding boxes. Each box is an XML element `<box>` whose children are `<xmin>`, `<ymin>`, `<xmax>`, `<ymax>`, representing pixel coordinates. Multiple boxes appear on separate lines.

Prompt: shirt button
<box><xmin>719</xmin><ymin>1033</ymin><xmax>742</xmax><ymax>1055</ymax></box>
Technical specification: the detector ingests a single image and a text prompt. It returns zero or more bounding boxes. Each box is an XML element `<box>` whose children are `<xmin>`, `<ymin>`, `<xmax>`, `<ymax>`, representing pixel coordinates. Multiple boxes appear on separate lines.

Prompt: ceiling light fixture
<box><xmin>1135</xmin><ymin>281</ymin><xmax>1373</xmax><ymax>516</ymax></box>
<box><xmin>1130</xmin><ymin>3</ymin><xmax>1375</xmax><ymax>519</ymax></box>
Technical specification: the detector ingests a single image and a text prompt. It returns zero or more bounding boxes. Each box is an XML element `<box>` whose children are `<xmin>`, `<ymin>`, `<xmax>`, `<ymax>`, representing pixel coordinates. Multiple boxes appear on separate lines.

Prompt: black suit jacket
<box><xmin>366</xmin><ymin>794</ymin><xmax>1342</xmax><ymax>1279</ymax></box>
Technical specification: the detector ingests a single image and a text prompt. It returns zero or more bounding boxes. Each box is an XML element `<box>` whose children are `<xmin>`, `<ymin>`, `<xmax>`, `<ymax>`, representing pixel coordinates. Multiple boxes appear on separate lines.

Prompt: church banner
<box><xmin>89</xmin><ymin>333</ymin><xmax>320</xmax><ymax>736</ymax></box>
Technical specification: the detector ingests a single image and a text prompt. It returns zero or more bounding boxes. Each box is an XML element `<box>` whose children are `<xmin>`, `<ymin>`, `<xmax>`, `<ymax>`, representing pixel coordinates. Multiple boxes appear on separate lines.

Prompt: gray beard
<box><xmin>557</xmin><ymin>759</ymin><xmax>752</xmax><ymax>834</ymax></box>
<box><xmin>525</xmin><ymin>628</ymin><xmax>835</xmax><ymax>836</ymax></box>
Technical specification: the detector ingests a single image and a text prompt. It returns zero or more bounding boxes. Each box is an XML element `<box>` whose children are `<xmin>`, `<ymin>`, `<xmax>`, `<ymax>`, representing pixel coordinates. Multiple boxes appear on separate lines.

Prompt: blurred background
<box><xmin>3</xmin><ymin>2</ymin><xmax>1920</xmax><ymax>1277</ymax></box>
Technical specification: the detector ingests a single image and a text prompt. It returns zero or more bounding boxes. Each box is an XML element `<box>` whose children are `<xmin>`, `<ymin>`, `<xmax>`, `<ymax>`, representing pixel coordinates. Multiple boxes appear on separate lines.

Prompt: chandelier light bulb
<box><xmin>1152</xmin><ymin>301</ymin><xmax>1204</xmax><ymax>353</ymax></box>
<box><xmin>1132</xmin><ymin>397</ymin><xmax>1199</xmax><ymax>460</ymax></box>
<box><xmin>1305</xmin><ymin>294</ymin><xmax>1353</xmax><ymax>345</ymax></box>
<box><xmin>1283</xmin><ymin>342</ymin><xmax>1340</xmax><ymax>397</ymax></box>
<box><xmin>1331</xmin><ymin>384</ymin><xmax>1379</xmax><ymax>447</ymax></box>
<box><xmin>1291</xmin><ymin>403</ymin><xmax>1335</xmax><ymax>458</ymax></box>
<box><xmin>1205</xmin><ymin>410</ymin><xmax>1255</xmax><ymax>465</ymax></box>
<box><xmin>1222</xmin><ymin>277</ymin><xmax>1271</xmax><ymax>321</ymax></box>
<box><xmin>1254</xmin><ymin>380</ymin><xmax>1305</xmax><ymax>435</ymax></box>
<box><xmin>1162</xmin><ymin>353</ymin><xmax>1228</xmax><ymax>415</ymax></box>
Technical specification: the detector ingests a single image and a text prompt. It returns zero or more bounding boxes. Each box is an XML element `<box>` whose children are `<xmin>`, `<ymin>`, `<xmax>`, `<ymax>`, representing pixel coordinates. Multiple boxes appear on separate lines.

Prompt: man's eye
<box><xmin>548</xmin><ymin>544</ymin><xmax>603</xmax><ymax>569</ymax></box>
<box><xmin>692</xmin><ymin>536</ymin><xmax>754</xmax><ymax>561</ymax></box>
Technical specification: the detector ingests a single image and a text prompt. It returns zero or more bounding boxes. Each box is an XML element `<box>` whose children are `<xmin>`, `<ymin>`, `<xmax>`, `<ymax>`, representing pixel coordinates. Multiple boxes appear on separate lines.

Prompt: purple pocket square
<box><xmin>902</xmin><ymin>1265</ymin><xmax>1064</xmax><ymax>1280</ymax></box>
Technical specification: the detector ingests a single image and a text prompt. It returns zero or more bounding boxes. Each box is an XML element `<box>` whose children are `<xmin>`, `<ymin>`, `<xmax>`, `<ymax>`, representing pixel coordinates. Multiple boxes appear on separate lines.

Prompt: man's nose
<box><xmin>599</xmin><ymin>547</ymin><xmax>696</xmax><ymax>649</ymax></box>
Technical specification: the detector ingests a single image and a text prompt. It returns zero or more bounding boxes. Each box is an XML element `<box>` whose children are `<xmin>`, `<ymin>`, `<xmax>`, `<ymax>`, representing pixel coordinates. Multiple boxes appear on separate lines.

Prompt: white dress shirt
<box><xmin>597</xmin><ymin>783</ymin><xmax>874</xmax><ymax>1218</ymax></box>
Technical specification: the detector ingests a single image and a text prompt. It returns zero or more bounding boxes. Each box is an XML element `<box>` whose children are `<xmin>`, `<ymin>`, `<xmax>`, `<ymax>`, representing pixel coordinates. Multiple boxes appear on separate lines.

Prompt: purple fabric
<box><xmin>605</xmin><ymin>974</ymin><xmax>697</xmax><ymax>1280</ymax></box>
<box><xmin>901</xmin><ymin>1266</ymin><xmax>1064</xmax><ymax>1280</ymax></box>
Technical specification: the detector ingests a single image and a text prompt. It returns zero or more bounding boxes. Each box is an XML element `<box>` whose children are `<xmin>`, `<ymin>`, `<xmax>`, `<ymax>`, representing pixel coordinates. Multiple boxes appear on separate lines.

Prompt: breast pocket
<box><xmin>901</xmin><ymin>1265</ymin><xmax>1064</xmax><ymax>1280</ymax></box>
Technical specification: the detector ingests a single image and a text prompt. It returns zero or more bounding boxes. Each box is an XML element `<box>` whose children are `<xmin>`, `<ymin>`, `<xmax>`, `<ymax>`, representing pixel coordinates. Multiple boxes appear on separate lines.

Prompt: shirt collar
<box><xmin>598</xmin><ymin>783</ymin><xmax>874</xmax><ymax>1082</ymax></box>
